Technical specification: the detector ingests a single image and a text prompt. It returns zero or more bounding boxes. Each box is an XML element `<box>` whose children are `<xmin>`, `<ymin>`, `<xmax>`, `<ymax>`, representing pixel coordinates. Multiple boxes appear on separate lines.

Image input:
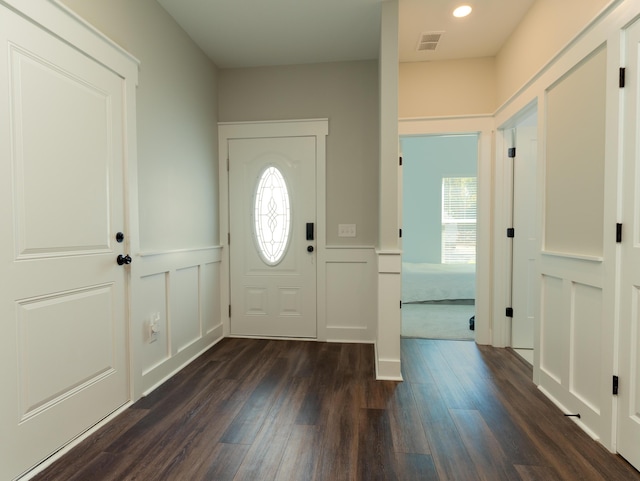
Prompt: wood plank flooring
<box><xmin>32</xmin><ymin>338</ymin><xmax>640</xmax><ymax>481</ymax></box>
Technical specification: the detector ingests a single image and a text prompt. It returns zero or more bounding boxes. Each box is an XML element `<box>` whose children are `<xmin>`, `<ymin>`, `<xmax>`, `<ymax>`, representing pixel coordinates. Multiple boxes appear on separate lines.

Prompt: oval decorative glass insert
<box><xmin>253</xmin><ymin>166</ymin><xmax>291</xmax><ymax>265</ymax></box>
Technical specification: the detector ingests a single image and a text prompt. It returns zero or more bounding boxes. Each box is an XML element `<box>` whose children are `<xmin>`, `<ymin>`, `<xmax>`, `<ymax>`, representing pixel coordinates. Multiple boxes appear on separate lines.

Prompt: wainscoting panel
<box><xmin>132</xmin><ymin>246</ymin><xmax>223</xmax><ymax>398</ymax></box>
<box><xmin>138</xmin><ymin>272</ymin><xmax>169</xmax><ymax>374</ymax></box>
<box><xmin>540</xmin><ymin>274</ymin><xmax>566</xmax><ymax>384</ymax></box>
<box><xmin>570</xmin><ymin>282</ymin><xmax>603</xmax><ymax>415</ymax></box>
<box><xmin>538</xmin><ymin>254</ymin><xmax>612</xmax><ymax>444</ymax></box>
<box><xmin>323</xmin><ymin>247</ymin><xmax>376</xmax><ymax>342</ymax></box>
<box><xmin>171</xmin><ymin>265</ymin><xmax>200</xmax><ymax>354</ymax></box>
<box><xmin>202</xmin><ymin>261</ymin><xmax>221</xmax><ymax>335</ymax></box>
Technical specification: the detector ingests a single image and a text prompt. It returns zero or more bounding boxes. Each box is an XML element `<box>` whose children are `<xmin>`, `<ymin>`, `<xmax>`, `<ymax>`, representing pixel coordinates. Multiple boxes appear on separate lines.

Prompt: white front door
<box><xmin>618</xmin><ymin>17</ymin><xmax>640</xmax><ymax>472</ymax></box>
<box><xmin>229</xmin><ymin>135</ymin><xmax>317</xmax><ymax>338</ymax></box>
<box><xmin>512</xmin><ymin>117</ymin><xmax>538</xmax><ymax>350</ymax></box>
<box><xmin>0</xmin><ymin>8</ymin><xmax>129</xmax><ymax>479</ymax></box>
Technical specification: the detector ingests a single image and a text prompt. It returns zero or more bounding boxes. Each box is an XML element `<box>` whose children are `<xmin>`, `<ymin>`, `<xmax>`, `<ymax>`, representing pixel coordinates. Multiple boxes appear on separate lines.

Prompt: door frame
<box><xmin>218</xmin><ymin>119</ymin><xmax>328</xmax><ymax>339</ymax></box>
<box><xmin>398</xmin><ymin>116</ymin><xmax>493</xmax><ymax>346</ymax></box>
<box><xmin>398</xmin><ymin>133</ymin><xmax>480</xmax><ymax>339</ymax></box>
<box><xmin>496</xmin><ymin>102</ymin><xmax>539</xmax><ymax>360</ymax></box>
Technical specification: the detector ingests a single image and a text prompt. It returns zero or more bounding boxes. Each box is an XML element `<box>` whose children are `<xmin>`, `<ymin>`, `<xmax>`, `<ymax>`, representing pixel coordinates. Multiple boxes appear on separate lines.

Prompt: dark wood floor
<box><xmin>33</xmin><ymin>338</ymin><xmax>640</xmax><ymax>481</ymax></box>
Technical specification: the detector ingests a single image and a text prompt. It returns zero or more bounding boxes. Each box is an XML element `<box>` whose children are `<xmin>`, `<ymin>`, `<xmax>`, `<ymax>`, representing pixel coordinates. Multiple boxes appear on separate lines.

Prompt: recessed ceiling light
<box><xmin>453</xmin><ymin>5</ymin><xmax>472</xmax><ymax>18</ymax></box>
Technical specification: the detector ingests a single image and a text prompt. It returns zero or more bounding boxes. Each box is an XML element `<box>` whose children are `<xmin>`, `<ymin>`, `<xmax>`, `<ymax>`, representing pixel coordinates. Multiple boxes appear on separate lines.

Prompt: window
<box><xmin>253</xmin><ymin>166</ymin><xmax>291</xmax><ymax>265</ymax></box>
<box><xmin>442</xmin><ymin>177</ymin><xmax>476</xmax><ymax>264</ymax></box>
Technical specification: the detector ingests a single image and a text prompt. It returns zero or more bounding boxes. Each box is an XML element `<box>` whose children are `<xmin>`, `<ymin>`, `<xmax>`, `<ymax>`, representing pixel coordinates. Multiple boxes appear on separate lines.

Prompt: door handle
<box><xmin>117</xmin><ymin>254</ymin><xmax>132</xmax><ymax>265</ymax></box>
<box><xmin>306</xmin><ymin>223</ymin><xmax>314</xmax><ymax>241</ymax></box>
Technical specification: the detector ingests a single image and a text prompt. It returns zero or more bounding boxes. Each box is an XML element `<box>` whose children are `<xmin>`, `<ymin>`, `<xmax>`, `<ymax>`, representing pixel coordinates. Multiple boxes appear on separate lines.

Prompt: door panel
<box><xmin>0</xmin><ymin>8</ymin><xmax>128</xmax><ymax>479</ymax></box>
<box><xmin>618</xmin><ymin>17</ymin><xmax>640</xmax><ymax>472</ymax></box>
<box><xmin>229</xmin><ymin>136</ymin><xmax>316</xmax><ymax>338</ymax></box>
<box><xmin>512</xmin><ymin>119</ymin><xmax>538</xmax><ymax>350</ymax></box>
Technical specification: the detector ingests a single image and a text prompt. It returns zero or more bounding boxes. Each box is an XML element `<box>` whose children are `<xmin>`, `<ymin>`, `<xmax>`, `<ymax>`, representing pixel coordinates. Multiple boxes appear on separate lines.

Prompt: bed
<box><xmin>402</xmin><ymin>262</ymin><xmax>476</xmax><ymax>303</ymax></box>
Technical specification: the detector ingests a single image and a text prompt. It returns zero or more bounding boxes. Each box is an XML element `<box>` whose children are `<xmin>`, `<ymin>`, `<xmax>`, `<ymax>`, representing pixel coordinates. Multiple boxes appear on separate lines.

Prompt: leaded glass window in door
<box><xmin>253</xmin><ymin>166</ymin><xmax>291</xmax><ymax>265</ymax></box>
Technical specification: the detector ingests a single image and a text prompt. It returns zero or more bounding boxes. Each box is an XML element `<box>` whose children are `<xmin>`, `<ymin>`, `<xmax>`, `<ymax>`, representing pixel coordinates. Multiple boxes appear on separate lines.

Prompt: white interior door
<box><xmin>618</xmin><ymin>17</ymin><xmax>640</xmax><ymax>472</ymax></box>
<box><xmin>229</xmin><ymin>136</ymin><xmax>317</xmax><ymax>338</ymax></box>
<box><xmin>512</xmin><ymin>116</ymin><xmax>538</xmax><ymax>351</ymax></box>
<box><xmin>0</xmin><ymin>8</ymin><xmax>129</xmax><ymax>479</ymax></box>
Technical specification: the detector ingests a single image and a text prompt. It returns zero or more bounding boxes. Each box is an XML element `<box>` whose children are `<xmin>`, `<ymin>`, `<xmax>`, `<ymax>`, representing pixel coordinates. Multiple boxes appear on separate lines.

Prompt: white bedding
<box><xmin>402</xmin><ymin>262</ymin><xmax>476</xmax><ymax>302</ymax></box>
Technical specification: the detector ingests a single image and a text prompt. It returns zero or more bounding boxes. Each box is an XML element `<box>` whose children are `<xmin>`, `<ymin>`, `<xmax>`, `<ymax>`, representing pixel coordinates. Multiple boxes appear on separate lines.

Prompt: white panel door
<box><xmin>512</xmin><ymin>120</ymin><xmax>538</xmax><ymax>350</ymax></box>
<box><xmin>0</xmin><ymin>8</ymin><xmax>129</xmax><ymax>480</ymax></box>
<box><xmin>618</xmin><ymin>17</ymin><xmax>640</xmax><ymax>472</ymax></box>
<box><xmin>229</xmin><ymin>136</ymin><xmax>317</xmax><ymax>338</ymax></box>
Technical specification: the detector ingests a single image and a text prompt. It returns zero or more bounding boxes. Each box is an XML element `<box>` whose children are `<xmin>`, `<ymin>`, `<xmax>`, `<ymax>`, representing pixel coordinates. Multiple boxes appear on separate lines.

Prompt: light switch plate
<box><xmin>338</xmin><ymin>224</ymin><xmax>356</xmax><ymax>237</ymax></box>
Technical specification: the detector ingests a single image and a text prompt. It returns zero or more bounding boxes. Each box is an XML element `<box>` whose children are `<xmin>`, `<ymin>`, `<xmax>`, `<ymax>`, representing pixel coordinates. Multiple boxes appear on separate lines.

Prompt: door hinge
<box><xmin>399</xmin><ymin>156</ymin><xmax>403</xmax><ymax>166</ymax></box>
<box><xmin>506</xmin><ymin>307</ymin><xmax>514</xmax><ymax>318</ymax></box>
<box><xmin>507</xmin><ymin>228</ymin><xmax>515</xmax><ymax>238</ymax></box>
<box><xmin>508</xmin><ymin>147</ymin><xmax>516</xmax><ymax>158</ymax></box>
<box><xmin>620</xmin><ymin>68</ymin><xmax>626</xmax><ymax>88</ymax></box>
<box><xmin>400</xmin><ymin>300</ymin><xmax>402</xmax><ymax>309</ymax></box>
<box><xmin>227</xmin><ymin>156</ymin><xmax>230</xmax><ymax>172</ymax></box>
<box><xmin>229</xmin><ymin>305</ymin><xmax>231</xmax><ymax>318</ymax></box>
<box><xmin>613</xmin><ymin>375</ymin><xmax>619</xmax><ymax>395</ymax></box>
<box><xmin>399</xmin><ymin>228</ymin><xmax>402</xmax><ymax>238</ymax></box>
<box><xmin>616</xmin><ymin>223</ymin><xmax>622</xmax><ymax>243</ymax></box>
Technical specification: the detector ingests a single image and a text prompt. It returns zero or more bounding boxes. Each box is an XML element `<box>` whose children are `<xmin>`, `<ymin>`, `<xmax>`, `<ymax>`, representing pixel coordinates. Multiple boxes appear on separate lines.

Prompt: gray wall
<box><xmin>218</xmin><ymin>61</ymin><xmax>379</xmax><ymax>246</ymax></box>
<box><xmin>401</xmin><ymin>135</ymin><xmax>478</xmax><ymax>263</ymax></box>
<box><xmin>62</xmin><ymin>0</ymin><xmax>220</xmax><ymax>251</ymax></box>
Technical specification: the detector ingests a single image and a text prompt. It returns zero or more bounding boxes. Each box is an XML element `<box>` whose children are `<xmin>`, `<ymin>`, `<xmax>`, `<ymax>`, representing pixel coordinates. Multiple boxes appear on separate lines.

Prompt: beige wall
<box><xmin>219</xmin><ymin>61</ymin><xmax>379</xmax><ymax>246</ymax></box>
<box><xmin>496</xmin><ymin>0</ymin><xmax>611</xmax><ymax>106</ymax></box>
<box><xmin>399</xmin><ymin>57</ymin><xmax>497</xmax><ymax>118</ymax></box>
<box><xmin>62</xmin><ymin>0</ymin><xmax>220</xmax><ymax>251</ymax></box>
<box><xmin>545</xmin><ymin>47</ymin><xmax>607</xmax><ymax>257</ymax></box>
<box><xmin>399</xmin><ymin>0</ymin><xmax>611</xmax><ymax>118</ymax></box>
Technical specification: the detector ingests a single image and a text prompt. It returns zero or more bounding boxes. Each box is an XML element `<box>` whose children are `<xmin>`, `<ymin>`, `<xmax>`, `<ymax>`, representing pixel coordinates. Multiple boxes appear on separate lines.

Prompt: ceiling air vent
<box><xmin>417</xmin><ymin>31</ymin><xmax>444</xmax><ymax>51</ymax></box>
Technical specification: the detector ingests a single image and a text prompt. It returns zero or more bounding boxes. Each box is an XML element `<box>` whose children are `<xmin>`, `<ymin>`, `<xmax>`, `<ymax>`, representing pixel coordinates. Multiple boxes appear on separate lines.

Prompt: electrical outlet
<box><xmin>338</xmin><ymin>224</ymin><xmax>356</xmax><ymax>237</ymax></box>
<box><xmin>148</xmin><ymin>312</ymin><xmax>160</xmax><ymax>343</ymax></box>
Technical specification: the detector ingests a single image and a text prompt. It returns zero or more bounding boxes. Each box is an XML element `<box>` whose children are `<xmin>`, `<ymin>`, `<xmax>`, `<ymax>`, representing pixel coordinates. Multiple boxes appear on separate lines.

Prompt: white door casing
<box><xmin>0</xmin><ymin>7</ymin><xmax>130</xmax><ymax>479</ymax></box>
<box><xmin>221</xmin><ymin>120</ymin><xmax>328</xmax><ymax>339</ymax></box>
<box><xmin>618</xmin><ymin>17</ymin><xmax>640</xmax><ymax>471</ymax></box>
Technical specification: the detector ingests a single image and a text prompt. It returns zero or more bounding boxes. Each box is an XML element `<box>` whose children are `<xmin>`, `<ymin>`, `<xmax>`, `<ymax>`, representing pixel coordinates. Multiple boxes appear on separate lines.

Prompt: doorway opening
<box><xmin>400</xmin><ymin>134</ymin><xmax>478</xmax><ymax>340</ymax></box>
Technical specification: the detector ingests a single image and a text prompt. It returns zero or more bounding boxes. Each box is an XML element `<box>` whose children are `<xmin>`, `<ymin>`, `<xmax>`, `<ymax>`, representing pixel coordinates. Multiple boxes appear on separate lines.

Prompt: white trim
<box><xmin>398</xmin><ymin>116</ymin><xmax>493</xmax><ymax>347</ymax></box>
<box><xmin>374</xmin><ymin>342</ymin><xmax>404</xmax><ymax>381</ymax></box>
<box><xmin>399</xmin><ymin>113</ymin><xmax>494</xmax><ymax>123</ymax></box>
<box><xmin>0</xmin><ymin>0</ymin><xmax>140</xmax><ymax>83</ymax></box>
<box><xmin>227</xmin><ymin>335</ymin><xmax>318</xmax><ymax>342</ymax></box>
<box><xmin>377</xmin><ymin>250</ymin><xmax>402</xmax><ymax>273</ymax></box>
<box><xmin>138</xmin><ymin>245</ymin><xmax>223</xmax><ymax>258</ymax></box>
<box><xmin>49</xmin><ymin>0</ymin><xmax>141</xmax><ymax>65</ymax></box>
<box><xmin>218</xmin><ymin>119</ymin><xmax>329</xmax><ymax>137</ymax></box>
<box><xmin>218</xmin><ymin>119</ymin><xmax>328</xmax><ymax>340</ymax></box>
<box><xmin>325</xmin><ymin>327</ymin><xmax>372</xmax><ymax>343</ymax></box>
<box><xmin>541</xmin><ymin>250</ymin><xmax>604</xmax><ymax>263</ymax></box>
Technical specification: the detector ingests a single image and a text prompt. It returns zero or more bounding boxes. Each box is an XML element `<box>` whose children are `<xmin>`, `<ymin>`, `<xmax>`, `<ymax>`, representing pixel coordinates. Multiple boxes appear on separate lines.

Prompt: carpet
<box><xmin>402</xmin><ymin>302</ymin><xmax>475</xmax><ymax>340</ymax></box>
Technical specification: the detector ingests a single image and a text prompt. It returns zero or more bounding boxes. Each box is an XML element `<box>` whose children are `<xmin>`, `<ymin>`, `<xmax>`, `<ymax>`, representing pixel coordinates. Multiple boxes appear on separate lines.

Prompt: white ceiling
<box><xmin>157</xmin><ymin>0</ymin><xmax>535</xmax><ymax>69</ymax></box>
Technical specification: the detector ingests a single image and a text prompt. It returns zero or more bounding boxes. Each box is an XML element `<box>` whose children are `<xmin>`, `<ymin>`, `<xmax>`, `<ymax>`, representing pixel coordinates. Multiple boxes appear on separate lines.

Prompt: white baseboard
<box><xmin>374</xmin><ymin>342</ymin><xmax>403</xmax><ymax>381</ymax></box>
